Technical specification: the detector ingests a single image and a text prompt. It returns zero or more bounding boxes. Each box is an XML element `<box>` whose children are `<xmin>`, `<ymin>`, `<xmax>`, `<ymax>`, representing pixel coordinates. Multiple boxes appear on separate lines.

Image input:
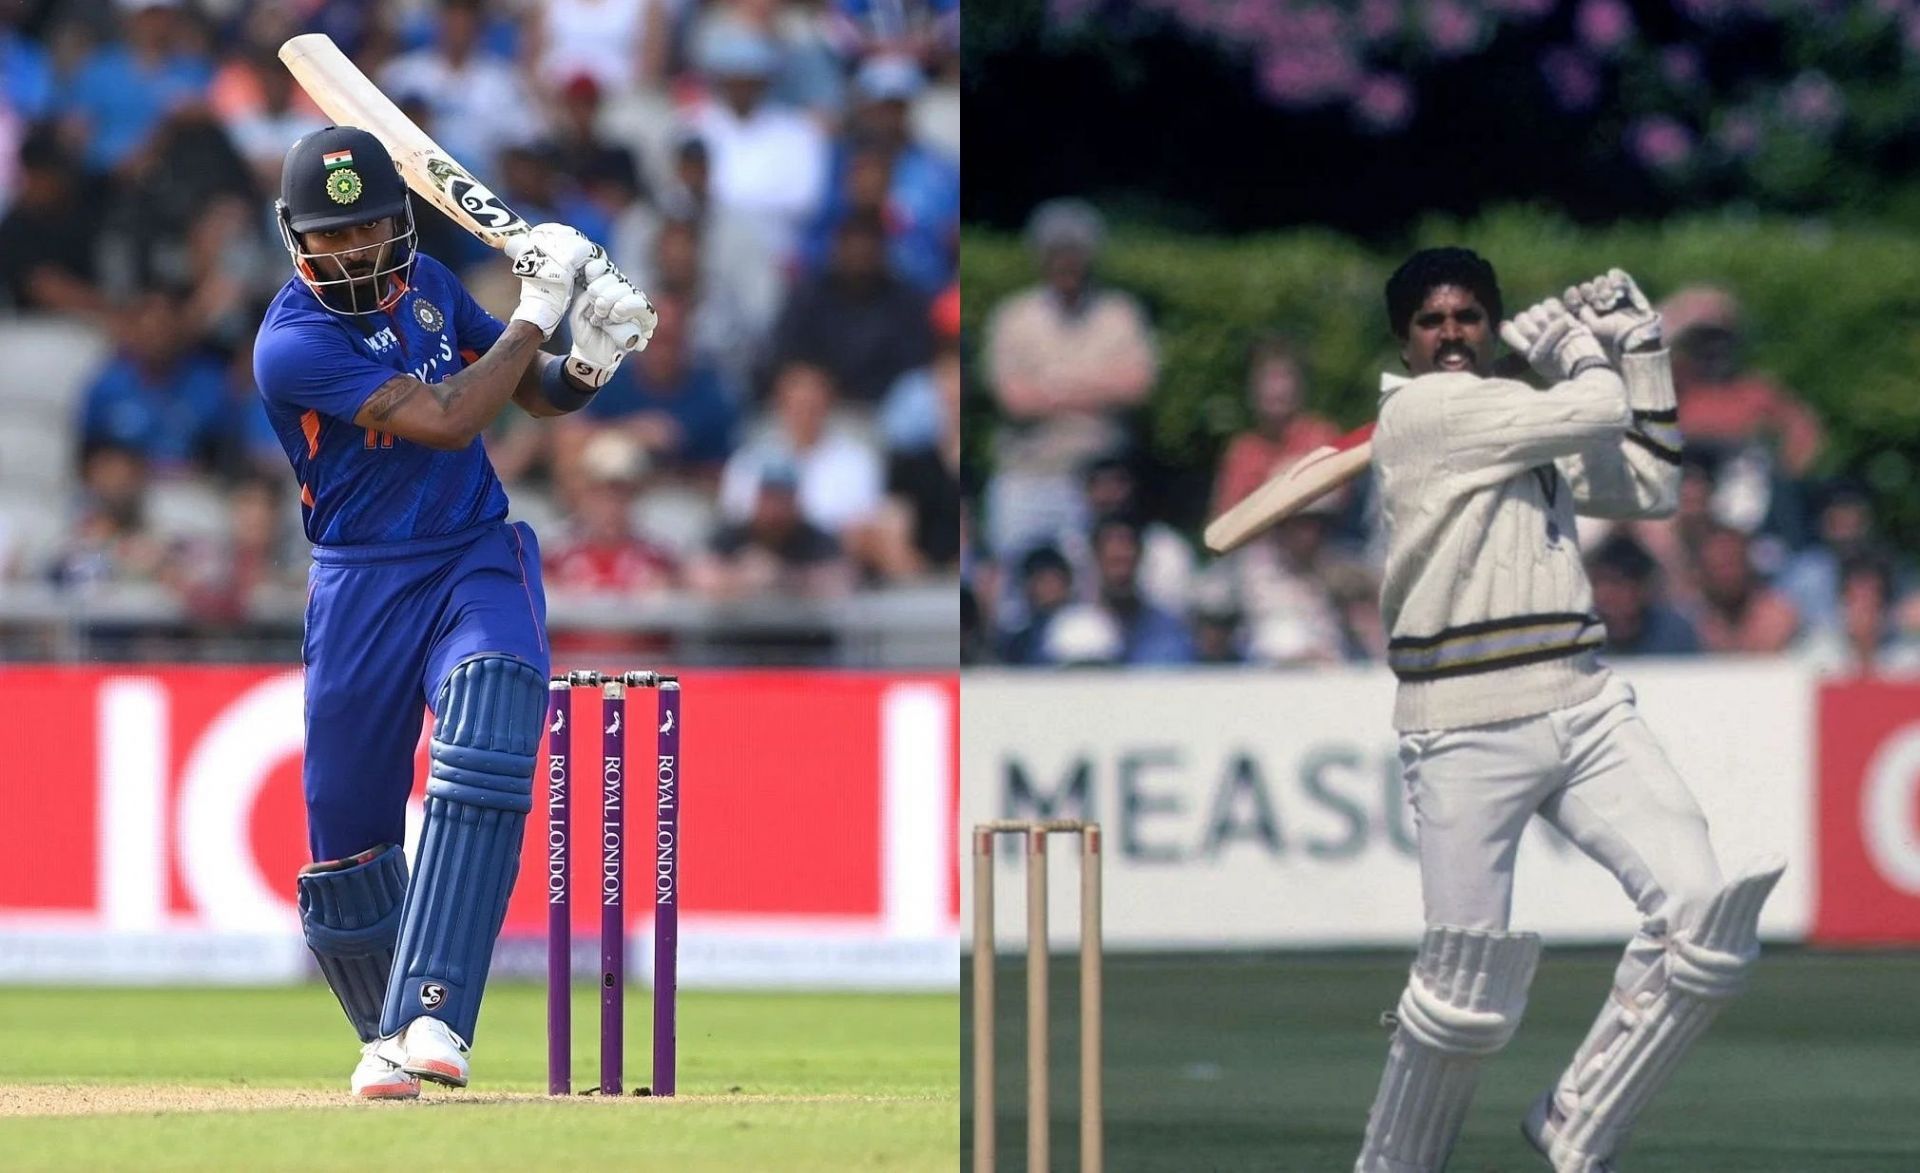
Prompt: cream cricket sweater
<box><xmin>1373</xmin><ymin>350</ymin><xmax>1681</xmax><ymax>732</ymax></box>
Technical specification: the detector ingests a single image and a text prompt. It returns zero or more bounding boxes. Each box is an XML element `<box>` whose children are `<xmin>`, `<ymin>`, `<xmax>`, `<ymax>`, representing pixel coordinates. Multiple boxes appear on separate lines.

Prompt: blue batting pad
<box><xmin>380</xmin><ymin>654</ymin><xmax>545</xmax><ymax>1042</ymax></box>
<box><xmin>298</xmin><ymin>842</ymin><xmax>409</xmax><ymax>1043</ymax></box>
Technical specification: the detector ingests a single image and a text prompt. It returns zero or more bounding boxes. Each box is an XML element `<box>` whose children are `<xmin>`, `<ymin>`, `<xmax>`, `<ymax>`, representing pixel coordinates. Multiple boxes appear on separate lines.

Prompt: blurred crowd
<box><xmin>963</xmin><ymin>199</ymin><xmax>1920</xmax><ymax>679</ymax></box>
<box><xmin>0</xmin><ymin>0</ymin><xmax>959</xmax><ymax>634</ymax></box>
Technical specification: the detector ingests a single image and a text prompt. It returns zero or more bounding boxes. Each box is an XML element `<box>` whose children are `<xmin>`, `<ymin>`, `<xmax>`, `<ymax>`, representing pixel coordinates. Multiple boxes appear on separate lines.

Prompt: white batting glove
<box><xmin>561</xmin><ymin>251</ymin><xmax>658</xmax><ymax>387</ymax></box>
<box><xmin>564</xmin><ymin>304</ymin><xmax>632</xmax><ymax>389</ymax></box>
<box><xmin>580</xmin><ymin>253</ymin><xmax>659</xmax><ymax>350</ymax></box>
<box><xmin>504</xmin><ymin>224</ymin><xmax>595</xmax><ymax>339</ymax></box>
<box><xmin>1564</xmin><ymin>268</ymin><xmax>1663</xmax><ymax>358</ymax></box>
<box><xmin>1498</xmin><ymin>297</ymin><xmax>1611</xmax><ymax>382</ymax></box>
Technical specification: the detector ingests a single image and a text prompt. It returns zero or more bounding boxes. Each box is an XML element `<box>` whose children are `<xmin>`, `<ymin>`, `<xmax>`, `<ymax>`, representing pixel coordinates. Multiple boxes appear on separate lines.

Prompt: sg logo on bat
<box><xmin>426</xmin><ymin>158</ymin><xmax>517</xmax><ymax>229</ymax></box>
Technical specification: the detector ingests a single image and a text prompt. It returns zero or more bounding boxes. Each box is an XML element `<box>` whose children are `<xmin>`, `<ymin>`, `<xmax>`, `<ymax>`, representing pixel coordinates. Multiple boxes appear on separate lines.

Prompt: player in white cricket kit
<box><xmin>1351</xmin><ymin>248</ymin><xmax>1786</xmax><ymax>1172</ymax></box>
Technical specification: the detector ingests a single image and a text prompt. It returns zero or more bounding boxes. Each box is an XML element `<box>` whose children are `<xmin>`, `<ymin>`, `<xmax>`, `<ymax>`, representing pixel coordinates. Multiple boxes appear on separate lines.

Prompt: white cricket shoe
<box><xmin>351</xmin><ymin>1040</ymin><xmax>421</xmax><ymax>1100</ymax></box>
<box><xmin>1522</xmin><ymin>1092</ymin><xmax>1615</xmax><ymax>1173</ymax></box>
<box><xmin>393</xmin><ymin>1016</ymin><xmax>471</xmax><ymax>1087</ymax></box>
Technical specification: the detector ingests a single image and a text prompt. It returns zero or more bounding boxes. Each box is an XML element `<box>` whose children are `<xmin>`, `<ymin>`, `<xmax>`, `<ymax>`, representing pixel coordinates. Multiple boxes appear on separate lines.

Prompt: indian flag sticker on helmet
<box><xmin>322</xmin><ymin>149</ymin><xmax>354</xmax><ymax>170</ymax></box>
<box><xmin>326</xmin><ymin>168</ymin><xmax>364</xmax><ymax>205</ymax></box>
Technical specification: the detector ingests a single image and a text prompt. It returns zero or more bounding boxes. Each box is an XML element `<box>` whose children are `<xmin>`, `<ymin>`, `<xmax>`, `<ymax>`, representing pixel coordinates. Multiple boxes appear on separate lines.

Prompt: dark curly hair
<box><xmin>1385</xmin><ymin>247</ymin><xmax>1503</xmax><ymax>340</ymax></box>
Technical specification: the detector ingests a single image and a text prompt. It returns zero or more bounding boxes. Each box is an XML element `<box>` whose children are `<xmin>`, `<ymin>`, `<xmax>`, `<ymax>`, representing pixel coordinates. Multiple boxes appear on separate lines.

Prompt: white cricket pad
<box><xmin>1535</xmin><ymin>857</ymin><xmax>1787</xmax><ymax>1169</ymax></box>
<box><xmin>1355</xmin><ymin>926</ymin><xmax>1543</xmax><ymax>1173</ymax></box>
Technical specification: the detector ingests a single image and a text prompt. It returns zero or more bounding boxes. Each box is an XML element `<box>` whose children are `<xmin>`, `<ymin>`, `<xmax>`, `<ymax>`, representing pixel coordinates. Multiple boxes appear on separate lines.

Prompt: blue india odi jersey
<box><xmin>254</xmin><ymin>253</ymin><xmax>512</xmax><ymax>546</ymax></box>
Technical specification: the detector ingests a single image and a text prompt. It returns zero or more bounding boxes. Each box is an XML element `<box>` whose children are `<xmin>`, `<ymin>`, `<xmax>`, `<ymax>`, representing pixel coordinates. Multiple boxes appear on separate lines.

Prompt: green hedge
<box><xmin>961</xmin><ymin>207</ymin><xmax>1920</xmax><ymax>543</ymax></box>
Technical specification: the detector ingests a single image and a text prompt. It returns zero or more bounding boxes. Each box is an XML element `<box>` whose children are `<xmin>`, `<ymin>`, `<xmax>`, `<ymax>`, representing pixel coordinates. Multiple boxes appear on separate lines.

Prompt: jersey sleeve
<box><xmin>253</xmin><ymin>320</ymin><xmax>396</xmax><ymax>424</ymax></box>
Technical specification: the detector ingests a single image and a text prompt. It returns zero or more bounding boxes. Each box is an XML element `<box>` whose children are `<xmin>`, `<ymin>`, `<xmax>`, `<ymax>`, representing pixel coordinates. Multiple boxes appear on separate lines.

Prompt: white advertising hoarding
<box><xmin>962</xmin><ymin>662</ymin><xmax>1812</xmax><ymax>949</ymax></box>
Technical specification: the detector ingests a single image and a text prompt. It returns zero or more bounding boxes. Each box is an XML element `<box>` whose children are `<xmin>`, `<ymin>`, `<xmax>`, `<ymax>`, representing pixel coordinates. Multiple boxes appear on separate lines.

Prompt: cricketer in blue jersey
<box><xmin>259</xmin><ymin>125</ymin><xmax>657</xmax><ymax>1099</ymax></box>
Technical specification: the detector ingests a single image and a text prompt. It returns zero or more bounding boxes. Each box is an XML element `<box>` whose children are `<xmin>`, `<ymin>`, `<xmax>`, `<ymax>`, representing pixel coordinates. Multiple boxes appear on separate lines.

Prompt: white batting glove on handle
<box><xmin>1564</xmin><ymin>268</ymin><xmax>1663</xmax><ymax>359</ymax></box>
<box><xmin>580</xmin><ymin>254</ymin><xmax>659</xmax><ymax>350</ymax></box>
<box><xmin>561</xmin><ymin>251</ymin><xmax>659</xmax><ymax>387</ymax></box>
<box><xmin>504</xmin><ymin>223</ymin><xmax>595</xmax><ymax>339</ymax></box>
<box><xmin>1499</xmin><ymin>297</ymin><xmax>1611</xmax><ymax>382</ymax></box>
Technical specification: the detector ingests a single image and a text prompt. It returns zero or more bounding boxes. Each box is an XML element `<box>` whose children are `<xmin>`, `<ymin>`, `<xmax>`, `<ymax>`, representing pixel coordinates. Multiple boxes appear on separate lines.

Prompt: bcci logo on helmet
<box><xmin>326</xmin><ymin>168</ymin><xmax>364</xmax><ymax>205</ymax></box>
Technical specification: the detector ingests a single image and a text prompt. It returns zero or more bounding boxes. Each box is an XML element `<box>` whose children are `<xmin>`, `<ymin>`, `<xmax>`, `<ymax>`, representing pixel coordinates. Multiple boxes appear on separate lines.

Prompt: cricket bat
<box><xmin>278</xmin><ymin>33</ymin><xmax>531</xmax><ymax>252</ymax></box>
<box><xmin>1203</xmin><ymin>423</ymin><xmax>1374</xmax><ymax>555</ymax></box>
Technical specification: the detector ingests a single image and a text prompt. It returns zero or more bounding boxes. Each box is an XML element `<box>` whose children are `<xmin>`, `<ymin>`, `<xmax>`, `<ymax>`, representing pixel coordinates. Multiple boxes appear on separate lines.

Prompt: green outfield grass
<box><xmin>964</xmin><ymin>949</ymin><xmax>1920</xmax><ymax>1172</ymax></box>
<box><xmin>0</xmin><ymin>983</ymin><xmax>957</xmax><ymax>1171</ymax></box>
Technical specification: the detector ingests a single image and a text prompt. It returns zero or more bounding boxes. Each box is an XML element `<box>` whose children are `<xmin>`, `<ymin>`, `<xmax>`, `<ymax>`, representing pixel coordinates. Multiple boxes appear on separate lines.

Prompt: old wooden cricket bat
<box><xmin>1203</xmin><ymin>423</ymin><xmax>1374</xmax><ymax>555</ymax></box>
<box><xmin>278</xmin><ymin>33</ymin><xmax>532</xmax><ymax>252</ymax></box>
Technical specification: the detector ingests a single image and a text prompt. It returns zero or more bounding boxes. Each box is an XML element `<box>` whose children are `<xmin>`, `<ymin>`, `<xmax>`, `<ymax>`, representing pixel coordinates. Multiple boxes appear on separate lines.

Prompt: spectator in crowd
<box><xmin>1210</xmin><ymin>334</ymin><xmax>1347</xmax><ymax>519</ymax></box>
<box><xmin>689</xmin><ymin>460</ymin><xmax>853</xmax><ymax>600</ymax></box>
<box><xmin>494</xmin><ymin>141</ymin><xmax>611</xmax><ymax>248</ymax></box>
<box><xmin>719</xmin><ymin>359</ymin><xmax>881</xmax><ymax>536</ymax></box>
<box><xmin>551</xmin><ymin>294</ymin><xmax>740</xmax><ymax>492</ymax></box>
<box><xmin>0</xmin><ymin>1</ymin><xmax>55</xmax><ymax>210</ymax></box>
<box><xmin>768</xmin><ymin>211</ymin><xmax>932</xmax><ymax>404</ymax></box>
<box><xmin>846</xmin><ymin>342</ymin><xmax>959</xmax><ymax>581</ymax></box>
<box><xmin>1063</xmin><ymin>452</ymin><xmax>1192</xmax><ymax>614</ymax></box>
<box><xmin>1618</xmin><ymin>448</ymin><xmax>1721</xmax><ymax>614</ymax></box>
<box><xmin>1691</xmin><ymin>522</ymin><xmax>1800</xmax><ymax>653</ymax></box>
<box><xmin>1047</xmin><ymin>514</ymin><xmax>1192</xmax><ymax>666</ymax></box>
<box><xmin>1587</xmin><ymin>531</ymin><xmax>1702</xmax><ymax>656</ymax></box>
<box><xmin>997</xmin><ymin>544</ymin><xmax>1074</xmax><ymax>666</ymax></box>
<box><xmin>78</xmin><ymin>288</ymin><xmax>232</xmax><ymax>475</ymax></box>
<box><xmin>169</xmin><ymin>472</ymin><xmax>303</xmax><ymax>626</ymax></box>
<box><xmin>687</xmin><ymin>21</ymin><xmax>830</xmax><ymax>266</ymax></box>
<box><xmin>649</xmin><ymin>215</ymin><xmax>764</xmax><ymax>395</ymax></box>
<box><xmin>804</xmin><ymin>53</ymin><xmax>958</xmax><ymax>293</ymax></box>
<box><xmin>1189</xmin><ymin>572</ymin><xmax>1247</xmax><ymax>664</ymax></box>
<box><xmin>545</xmin><ymin>73</ymin><xmax>643</xmax><ymax>206</ymax></box>
<box><xmin>1661</xmin><ymin>284</ymin><xmax>1825</xmax><ymax>541</ymax></box>
<box><xmin>0</xmin><ymin>128</ymin><xmax>106</xmax><ymax>314</ymax></box>
<box><xmin>982</xmin><ymin>197</ymin><xmax>1157</xmax><ymax>563</ymax></box>
<box><xmin>1820</xmin><ymin>549</ymin><xmax>1920</xmax><ymax>679</ymax></box>
<box><xmin>216</xmin><ymin>44</ymin><xmax>329</xmax><ymax>201</ymax></box>
<box><xmin>55</xmin><ymin>0</ymin><xmax>214</xmax><ymax>177</ymax></box>
<box><xmin>879</xmin><ymin>282</ymin><xmax>959</xmax><ymax>451</ymax></box>
<box><xmin>697</xmin><ymin>0</ymin><xmax>849</xmax><ymax>118</ymax></box>
<box><xmin>379</xmin><ymin>0</ymin><xmax>544</xmax><ymax>193</ymax></box>
<box><xmin>526</xmin><ymin>0</ymin><xmax>670</xmax><ymax>95</ymax></box>
<box><xmin>103</xmin><ymin>102</ymin><xmax>260</xmax><ymax>311</ymax></box>
<box><xmin>0</xmin><ymin>1</ymin><xmax>54</xmax><ymax>130</ymax></box>
<box><xmin>620</xmin><ymin>130</ymin><xmax>782</xmax><ymax>371</ymax></box>
<box><xmin>960</xmin><ymin>581</ymin><xmax>990</xmax><ymax>664</ymax></box>
<box><xmin>48</xmin><ymin>443</ymin><xmax>167</xmax><ymax>588</ymax></box>
<box><xmin>914</xmin><ymin>35</ymin><xmax>960</xmax><ymax>164</ymax></box>
<box><xmin>1778</xmin><ymin>478</ymin><xmax>1887</xmax><ymax>639</ymax></box>
<box><xmin>1804</xmin><ymin>549</ymin><xmax>1920</xmax><ymax>677</ymax></box>
<box><xmin>544</xmin><ymin>431</ymin><xmax>679</xmax><ymax>595</ymax></box>
<box><xmin>1235</xmin><ymin>500</ymin><xmax>1357</xmax><ymax>667</ymax></box>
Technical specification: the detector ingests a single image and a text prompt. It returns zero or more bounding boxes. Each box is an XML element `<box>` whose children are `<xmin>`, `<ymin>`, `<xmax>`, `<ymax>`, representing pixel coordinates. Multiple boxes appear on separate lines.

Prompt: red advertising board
<box><xmin>0</xmin><ymin>667</ymin><xmax>958</xmax><ymax>946</ymax></box>
<box><xmin>1814</xmin><ymin>679</ymin><xmax>1920</xmax><ymax>943</ymax></box>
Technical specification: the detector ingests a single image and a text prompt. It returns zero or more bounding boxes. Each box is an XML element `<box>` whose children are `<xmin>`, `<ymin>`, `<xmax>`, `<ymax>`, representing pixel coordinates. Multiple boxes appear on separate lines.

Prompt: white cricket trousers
<box><xmin>1398</xmin><ymin>672</ymin><xmax>1724</xmax><ymax>990</ymax></box>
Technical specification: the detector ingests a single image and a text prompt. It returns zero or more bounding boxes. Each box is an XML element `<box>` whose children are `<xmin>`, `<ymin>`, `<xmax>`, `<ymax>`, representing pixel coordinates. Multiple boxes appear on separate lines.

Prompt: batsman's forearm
<box><xmin>428</xmin><ymin>320</ymin><xmax>548</xmax><ymax>439</ymax></box>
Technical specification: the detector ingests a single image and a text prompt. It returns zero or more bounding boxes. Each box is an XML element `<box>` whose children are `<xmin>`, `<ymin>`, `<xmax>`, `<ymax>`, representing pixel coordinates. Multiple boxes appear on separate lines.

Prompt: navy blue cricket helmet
<box><xmin>276</xmin><ymin>125</ymin><xmax>417</xmax><ymax>315</ymax></box>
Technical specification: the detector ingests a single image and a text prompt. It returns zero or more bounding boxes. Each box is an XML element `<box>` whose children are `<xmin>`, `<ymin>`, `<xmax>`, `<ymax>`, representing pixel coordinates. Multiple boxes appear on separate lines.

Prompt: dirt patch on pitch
<box><xmin>0</xmin><ymin>1085</ymin><xmax>345</xmax><ymax>1118</ymax></box>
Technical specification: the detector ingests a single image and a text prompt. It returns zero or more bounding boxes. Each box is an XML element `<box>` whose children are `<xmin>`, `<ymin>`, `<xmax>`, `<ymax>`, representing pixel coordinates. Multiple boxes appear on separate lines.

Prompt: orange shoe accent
<box><xmin>355</xmin><ymin>1080</ymin><xmax>420</xmax><ymax>1101</ymax></box>
<box><xmin>409</xmin><ymin>1059</ymin><xmax>466</xmax><ymax>1085</ymax></box>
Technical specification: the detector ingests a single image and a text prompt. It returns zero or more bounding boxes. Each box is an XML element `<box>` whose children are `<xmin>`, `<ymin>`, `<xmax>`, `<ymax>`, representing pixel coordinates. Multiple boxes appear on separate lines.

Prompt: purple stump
<box><xmin>545</xmin><ymin>678</ymin><xmax>571</xmax><ymax>1097</ymax></box>
<box><xmin>653</xmin><ymin>679</ymin><xmax>680</xmax><ymax>1097</ymax></box>
<box><xmin>600</xmin><ymin>679</ymin><xmax>627</xmax><ymax>1096</ymax></box>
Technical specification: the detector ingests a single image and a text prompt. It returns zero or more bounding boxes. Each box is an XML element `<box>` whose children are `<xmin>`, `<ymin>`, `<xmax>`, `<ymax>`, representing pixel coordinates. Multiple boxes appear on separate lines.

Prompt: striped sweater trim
<box><xmin>1629</xmin><ymin>407</ymin><xmax>1683</xmax><ymax>463</ymax></box>
<box><xmin>1388</xmin><ymin>612</ymin><xmax>1606</xmax><ymax>682</ymax></box>
<box><xmin>1625</xmin><ymin>429</ymin><xmax>1683</xmax><ymax>465</ymax></box>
